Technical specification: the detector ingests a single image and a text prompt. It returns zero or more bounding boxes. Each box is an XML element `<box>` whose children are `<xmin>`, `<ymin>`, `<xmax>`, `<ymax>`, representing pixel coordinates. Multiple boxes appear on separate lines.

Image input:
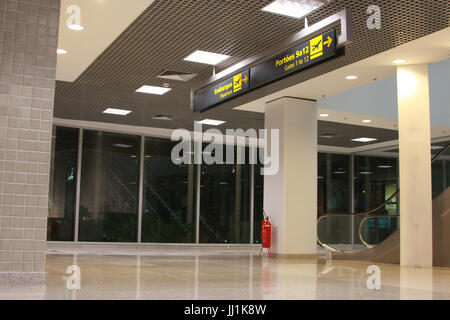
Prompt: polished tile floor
<box><xmin>1</xmin><ymin>248</ymin><xmax>450</xmax><ymax>300</ymax></box>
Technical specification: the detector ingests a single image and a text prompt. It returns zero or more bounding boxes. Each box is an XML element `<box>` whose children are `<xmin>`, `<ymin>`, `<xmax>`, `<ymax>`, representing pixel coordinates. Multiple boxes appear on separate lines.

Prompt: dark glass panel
<box><xmin>78</xmin><ymin>130</ymin><xmax>140</xmax><ymax>242</ymax></box>
<box><xmin>253</xmin><ymin>162</ymin><xmax>264</xmax><ymax>244</ymax></box>
<box><xmin>142</xmin><ymin>137</ymin><xmax>195</xmax><ymax>243</ymax></box>
<box><xmin>354</xmin><ymin>156</ymin><xmax>398</xmax><ymax>214</ymax></box>
<box><xmin>317</xmin><ymin>153</ymin><xmax>350</xmax><ymax>216</ymax></box>
<box><xmin>199</xmin><ymin>145</ymin><xmax>251</xmax><ymax>243</ymax></box>
<box><xmin>47</xmin><ymin>126</ymin><xmax>79</xmax><ymax>241</ymax></box>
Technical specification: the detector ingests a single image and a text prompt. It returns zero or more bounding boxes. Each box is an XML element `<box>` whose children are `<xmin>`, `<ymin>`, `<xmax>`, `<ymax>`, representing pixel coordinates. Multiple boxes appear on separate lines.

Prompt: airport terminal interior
<box><xmin>0</xmin><ymin>0</ymin><xmax>449</xmax><ymax>300</ymax></box>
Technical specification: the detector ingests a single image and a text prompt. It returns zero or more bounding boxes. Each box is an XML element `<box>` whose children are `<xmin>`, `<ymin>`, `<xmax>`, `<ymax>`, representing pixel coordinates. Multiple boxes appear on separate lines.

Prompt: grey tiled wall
<box><xmin>0</xmin><ymin>0</ymin><xmax>60</xmax><ymax>278</ymax></box>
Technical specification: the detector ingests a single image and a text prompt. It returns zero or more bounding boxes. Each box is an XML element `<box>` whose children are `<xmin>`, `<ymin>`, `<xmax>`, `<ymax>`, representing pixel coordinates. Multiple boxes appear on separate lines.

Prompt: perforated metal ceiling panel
<box><xmin>54</xmin><ymin>0</ymin><xmax>449</xmax><ymax>142</ymax></box>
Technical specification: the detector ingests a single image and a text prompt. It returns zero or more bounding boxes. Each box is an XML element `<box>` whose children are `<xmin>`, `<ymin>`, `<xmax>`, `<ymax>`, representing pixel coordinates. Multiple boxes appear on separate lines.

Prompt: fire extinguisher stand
<box><xmin>260</xmin><ymin>210</ymin><xmax>272</xmax><ymax>258</ymax></box>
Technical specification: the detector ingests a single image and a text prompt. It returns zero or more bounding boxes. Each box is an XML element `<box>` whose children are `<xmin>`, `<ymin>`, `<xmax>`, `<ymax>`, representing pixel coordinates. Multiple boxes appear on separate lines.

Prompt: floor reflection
<box><xmin>0</xmin><ymin>250</ymin><xmax>449</xmax><ymax>300</ymax></box>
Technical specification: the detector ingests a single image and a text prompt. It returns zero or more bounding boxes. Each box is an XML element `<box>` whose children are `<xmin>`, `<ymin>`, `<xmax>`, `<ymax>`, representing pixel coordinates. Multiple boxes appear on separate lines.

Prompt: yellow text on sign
<box><xmin>310</xmin><ymin>35</ymin><xmax>323</xmax><ymax>60</ymax></box>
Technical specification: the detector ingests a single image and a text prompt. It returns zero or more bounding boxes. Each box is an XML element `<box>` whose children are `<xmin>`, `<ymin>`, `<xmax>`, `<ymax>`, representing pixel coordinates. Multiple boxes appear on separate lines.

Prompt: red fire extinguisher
<box><xmin>260</xmin><ymin>211</ymin><xmax>272</xmax><ymax>257</ymax></box>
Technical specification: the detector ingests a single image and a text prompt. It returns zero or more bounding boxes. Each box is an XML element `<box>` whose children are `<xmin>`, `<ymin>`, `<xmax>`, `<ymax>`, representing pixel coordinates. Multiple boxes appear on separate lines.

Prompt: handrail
<box><xmin>358</xmin><ymin>214</ymin><xmax>400</xmax><ymax>249</ymax></box>
<box><xmin>317</xmin><ymin>142</ymin><xmax>450</xmax><ymax>252</ymax></box>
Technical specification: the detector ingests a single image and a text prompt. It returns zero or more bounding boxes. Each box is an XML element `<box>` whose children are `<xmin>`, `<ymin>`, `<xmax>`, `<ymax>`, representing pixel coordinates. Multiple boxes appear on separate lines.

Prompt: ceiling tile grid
<box><xmin>53</xmin><ymin>0</ymin><xmax>449</xmax><ymax>136</ymax></box>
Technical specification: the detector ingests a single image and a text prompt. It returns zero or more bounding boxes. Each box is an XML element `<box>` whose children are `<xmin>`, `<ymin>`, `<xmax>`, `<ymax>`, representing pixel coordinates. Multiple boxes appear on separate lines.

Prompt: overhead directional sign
<box><xmin>192</xmin><ymin>29</ymin><xmax>337</xmax><ymax>112</ymax></box>
<box><xmin>250</xmin><ymin>29</ymin><xmax>336</xmax><ymax>88</ymax></box>
<box><xmin>193</xmin><ymin>70</ymin><xmax>249</xmax><ymax>112</ymax></box>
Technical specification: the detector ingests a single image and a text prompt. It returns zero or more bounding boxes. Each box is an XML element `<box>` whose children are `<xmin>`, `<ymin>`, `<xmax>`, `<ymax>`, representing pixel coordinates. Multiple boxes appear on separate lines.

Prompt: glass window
<box><xmin>199</xmin><ymin>145</ymin><xmax>251</xmax><ymax>243</ymax></box>
<box><xmin>447</xmin><ymin>159</ymin><xmax>450</xmax><ymax>189</ymax></box>
<box><xmin>253</xmin><ymin>162</ymin><xmax>264</xmax><ymax>244</ymax></box>
<box><xmin>47</xmin><ymin>126</ymin><xmax>79</xmax><ymax>241</ymax></box>
<box><xmin>78</xmin><ymin>130</ymin><xmax>140</xmax><ymax>242</ymax></box>
<box><xmin>141</xmin><ymin>137</ymin><xmax>196</xmax><ymax>243</ymax></box>
<box><xmin>354</xmin><ymin>156</ymin><xmax>398</xmax><ymax>214</ymax></box>
<box><xmin>317</xmin><ymin>153</ymin><xmax>350</xmax><ymax>216</ymax></box>
<box><xmin>432</xmin><ymin>160</ymin><xmax>445</xmax><ymax>199</ymax></box>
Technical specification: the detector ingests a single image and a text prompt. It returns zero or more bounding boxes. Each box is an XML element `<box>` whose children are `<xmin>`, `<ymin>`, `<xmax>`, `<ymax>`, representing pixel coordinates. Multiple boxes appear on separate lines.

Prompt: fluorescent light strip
<box><xmin>262</xmin><ymin>0</ymin><xmax>325</xmax><ymax>19</ymax></box>
<box><xmin>184</xmin><ymin>50</ymin><xmax>230</xmax><ymax>65</ymax></box>
<box><xmin>136</xmin><ymin>85</ymin><xmax>172</xmax><ymax>95</ymax></box>
<box><xmin>113</xmin><ymin>144</ymin><xmax>133</xmax><ymax>148</ymax></box>
<box><xmin>198</xmin><ymin>119</ymin><xmax>226</xmax><ymax>126</ymax></box>
<box><xmin>103</xmin><ymin>108</ymin><xmax>132</xmax><ymax>116</ymax></box>
<box><xmin>351</xmin><ymin>137</ymin><xmax>378</xmax><ymax>143</ymax></box>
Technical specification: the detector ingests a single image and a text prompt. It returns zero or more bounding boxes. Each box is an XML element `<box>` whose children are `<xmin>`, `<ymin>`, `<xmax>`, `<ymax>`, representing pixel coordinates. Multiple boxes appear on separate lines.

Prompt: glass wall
<box><xmin>199</xmin><ymin>145</ymin><xmax>251</xmax><ymax>243</ymax></box>
<box><xmin>354</xmin><ymin>155</ymin><xmax>399</xmax><ymax>245</ymax></box>
<box><xmin>48</xmin><ymin>125</ymin><xmax>407</xmax><ymax>245</ymax></box>
<box><xmin>354</xmin><ymin>156</ymin><xmax>398</xmax><ymax>214</ymax></box>
<box><xmin>142</xmin><ymin>137</ymin><xmax>196</xmax><ymax>243</ymax></box>
<box><xmin>432</xmin><ymin>160</ymin><xmax>445</xmax><ymax>199</ymax></box>
<box><xmin>317</xmin><ymin>153</ymin><xmax>350</xmax><ymax>216</ymax></box>
<box><xmin>47</xmin><ymin>126</ymin><xmax>79</xmax><ymax>241</ymax></box>
<box><xmin>253</xmin><ymin>162</ymin><xmax>264</xmax><ymax>244</ymax></box>
<box><xmin>78</xmin><ymin>130</ymin><xmax>140</xmax><ymax>242</ymax></box>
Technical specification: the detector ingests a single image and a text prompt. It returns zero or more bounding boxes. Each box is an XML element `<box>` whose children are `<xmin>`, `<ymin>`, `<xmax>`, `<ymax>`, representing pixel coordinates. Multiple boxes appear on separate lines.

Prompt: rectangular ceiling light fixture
<box><xmin>262</xmin><ymin>0</ymin><xmax>328</xmax><ymax>19</ymax></box>
<box><xmin>136</xmin><ymin>85</ymin><xmax>172</xmax><ymax>95</ymax></box>
<box><xmin>198</xmin><ymin>119</ymin><xmax>226</xmax><ymax>126</ymax></box>
<box><xmin>103</xmin><ymin>108</ymin><xmax>132</xmax><ymax>116</ymax></box>
<box><xmin>351</xmin><ymin>137</ymin><xmax>378</xmax><ymax>143</ymax></box>
<box><xmin>184</xmin><ymin>50</ymin><xmax>230</xmax><ymax>65</ymax></box>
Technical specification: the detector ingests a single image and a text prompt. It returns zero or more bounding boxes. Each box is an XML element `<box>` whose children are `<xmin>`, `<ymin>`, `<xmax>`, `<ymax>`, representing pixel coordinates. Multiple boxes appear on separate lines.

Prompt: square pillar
<box><xmin>0</xmin><ymin>0</ymin><xmax>60</xmax><ymax>282</ymax></box>
<box><xmin>397</xmin><ymin>64</ymin><xmax>433</xmax><ymax>267</ymax></box>
<box><xmin>264</xmin><ymin>97</ymin><xmax>317</xmax><ymax>255</ymax></box>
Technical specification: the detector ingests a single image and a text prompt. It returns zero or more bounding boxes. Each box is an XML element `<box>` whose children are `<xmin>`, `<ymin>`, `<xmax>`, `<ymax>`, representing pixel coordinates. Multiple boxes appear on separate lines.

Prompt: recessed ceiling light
<box><xmin>57</xmin><ymin>49</ymin><xmax>67</xmax><ymax>54</ymax></box>
<box><xmin>103</xmin><ymin>108</ymin><xmax>132</xmax><ymax>116</ymax></box>
<box><xmin>345</xmin><ymin>75</ymin><xmax>358</xmax><ymax>80</ymax></box>
<box><xmin>431</xmin><ymin>145</ymin><xmax>444</xmax><ymax>150</ymax></box>
<box><xmin>362</xmin><ymin>119</ymin><xmax>372</xmax><ymax>123</ymax></box>
<box><xmin>319</xmin><ymin>114</ymin><xmax>329</xmax><ymax>117</ymax></box>
<box><xmin>377</xmin><ymin>165</ymin><xmax>392</xmax><ymax>169</ymax></box>
<box><xmin>262</xmin><ymin>0</ymin><xmax>327</xmax><ymax>19</ymax></box>
<box><xmin>136</xmin><ymin>85</ymin><xmax>172</xmax><ymax>95</ymax></box>
<box><xmin>359</xmin><ymin>171</ymin><xmax>374</xmax><ymax>175</ymax></box>
<box><xmin>351</xmin><ymin>137</ymin><xmax>378</xmax><ymax>143</ymax></box>
<box><xmin>198</xmin><ymin>119</ymin><xmax>226</xmax><ymax>126</ymax></box>
<box><xmin>184</xmin><ymin>50</ymin><xmax>230</xmax><ymax>65</ymax></box>
<box><xmin>393</xmin><ymin>59</ymin><xmax>406</xmax><ymax>64</ymax></box>
<box><xmin>68</xmin><ymin>24</ymin><xmax>84</xmax><ymax>31</ymax></box>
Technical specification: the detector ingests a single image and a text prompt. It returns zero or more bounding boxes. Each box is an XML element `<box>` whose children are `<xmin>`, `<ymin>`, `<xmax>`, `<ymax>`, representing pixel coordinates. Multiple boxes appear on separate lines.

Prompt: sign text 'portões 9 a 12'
<box><xmin>192</xmin><ymin>29</ymin><xmax>336</xmax><ymax>112</ymax></box>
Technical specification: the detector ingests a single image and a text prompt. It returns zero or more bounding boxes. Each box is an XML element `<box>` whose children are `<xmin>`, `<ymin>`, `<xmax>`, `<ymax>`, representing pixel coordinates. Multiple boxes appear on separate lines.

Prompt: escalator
<box><xmin>317</xmin><ymin>142</ymin><xmax>450</xmax><ymax>266</ymax></box>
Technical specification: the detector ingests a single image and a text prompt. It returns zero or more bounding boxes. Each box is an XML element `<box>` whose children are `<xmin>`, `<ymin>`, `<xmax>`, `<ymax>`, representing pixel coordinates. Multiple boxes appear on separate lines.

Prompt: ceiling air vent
<box><xmin>318</xmin><ymin>133</ymin><xmax>341</xmax><ymax>139</ymax></box>
<box><xmin>152</xmin><ymin>114</ymin><xmax>173</xmax><ymax>121</ymax></box>
<box><xmin>156</xmin><ymin>70</ymin><xmax>197</xmax><ymax>82</ymax></box>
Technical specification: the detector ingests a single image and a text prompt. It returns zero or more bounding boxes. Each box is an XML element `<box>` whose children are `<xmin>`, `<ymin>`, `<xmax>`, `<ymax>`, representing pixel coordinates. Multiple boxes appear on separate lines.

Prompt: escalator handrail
<box><xmin>317</xmin><ymin>142</ymin><xmax>449</xmax><ymax>251</ymax></box>
<box><xmin>358</xmin><ymin>214</ymin><xmax>400</xmax><ymax>249</ymax></box>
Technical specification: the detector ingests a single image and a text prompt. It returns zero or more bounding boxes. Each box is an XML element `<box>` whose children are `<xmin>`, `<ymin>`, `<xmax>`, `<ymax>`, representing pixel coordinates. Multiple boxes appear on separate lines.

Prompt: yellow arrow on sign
<box><xmin>324</xmin><ymin>36</ymin><xmax>333</xmax><ymax>48</ymax></box>
<box><xmin>243</xmin><ymin>75</ymin><xmax>248</xmax><ymax>84</ymax></box>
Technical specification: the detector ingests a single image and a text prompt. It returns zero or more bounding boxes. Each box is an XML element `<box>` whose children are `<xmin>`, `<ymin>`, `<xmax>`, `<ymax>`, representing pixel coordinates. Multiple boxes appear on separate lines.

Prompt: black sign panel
<box><xmin>250</xmin><ymin>29</ymin><xmax>336</xmax><ymax>88</ymax></box>
<box><xmin>193</xmin><ymin>29</ymin><xmax>337</xmax><ymax>112</ymax></box>
<box><xmin>193</xmin><ymin>70</ymin><xmax>250</xmax><ymax>112</ymax></box>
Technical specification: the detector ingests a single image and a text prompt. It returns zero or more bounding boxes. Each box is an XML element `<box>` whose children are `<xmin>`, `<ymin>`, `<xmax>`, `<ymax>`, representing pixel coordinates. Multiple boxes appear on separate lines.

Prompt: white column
<box><xmin>397</xmin><ymin>64</ymin><xmax>433</xmax><ymax>268</ymax></box>
<box><xmin>264</xmin><ymin>97</ymin><xmax>317</xmax><ymax>255</ymax></box>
